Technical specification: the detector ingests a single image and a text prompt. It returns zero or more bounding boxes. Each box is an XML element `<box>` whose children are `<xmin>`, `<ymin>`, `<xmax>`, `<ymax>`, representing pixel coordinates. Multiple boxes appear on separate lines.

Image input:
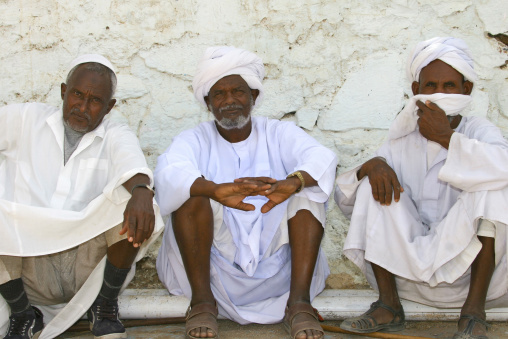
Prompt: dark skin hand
<box><xmin>357</xmin><ymin>158</ymin><xmax>403</xmax><ymax>206</ymax></box>
<box><xmin>235</xmin><ymin>171</ymin><xmax>318</xmax><ymax>213</ymax></box>
<box><xmin>359</xmin><ymin>101</ymin><xmax>458</xmax><ymax>206</ymax></box>
<box><xmin>190</xmin><ymin>177</ymin><xmax>272</xmax><ymax>211</ymax></box>
<box><xmin>416</xmin><ymin>100</ymin><xmax>458</xmax><ymax>149</ymax></box>
<box><xmin>120</xmin><ymin>173</ymin><xmax>156</xmax><ymax>248</ymax></box>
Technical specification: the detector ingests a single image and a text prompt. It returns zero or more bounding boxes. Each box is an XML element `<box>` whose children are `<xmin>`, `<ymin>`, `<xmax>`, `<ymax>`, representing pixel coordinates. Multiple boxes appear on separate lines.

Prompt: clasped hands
<box><xmin>213</xmin><ymin>176</ymin><xmax>301</xmax><ymax>214</ymax></box>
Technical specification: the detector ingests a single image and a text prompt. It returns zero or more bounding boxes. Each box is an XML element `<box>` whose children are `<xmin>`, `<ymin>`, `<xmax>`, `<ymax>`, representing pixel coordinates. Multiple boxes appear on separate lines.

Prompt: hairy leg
<box><xmin>458</xmin><ymin>236</ymin><xmax>495</xmax><ymax>336</ymax></box>
<box><xmin>287</xmin><ymin>209</ymin><xmax>324</xmax><ymax>339</ymax></box>
<box><xmin>173</xmin><ymin>196</ymin><xmax>215</xmax><ymax>338</ymax></box>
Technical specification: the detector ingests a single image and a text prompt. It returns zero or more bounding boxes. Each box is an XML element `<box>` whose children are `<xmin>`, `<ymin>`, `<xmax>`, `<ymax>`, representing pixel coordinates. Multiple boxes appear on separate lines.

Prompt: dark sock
<box><xmin>0</xmin><ymin>278</ymin><xmax>31</xmax><ymax>314</ymax></box>
<box><xmin>98</xmin><ymin>259</ymin><xmax>130</xmax><ymax>301</ymax></box>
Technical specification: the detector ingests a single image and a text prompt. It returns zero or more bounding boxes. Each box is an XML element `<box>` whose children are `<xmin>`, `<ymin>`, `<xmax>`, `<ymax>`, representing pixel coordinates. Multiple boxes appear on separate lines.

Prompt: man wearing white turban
<box><xmin>0</xmin><ymin>55</ymin><xmax>164</xmax><ymax>339</ymax></box>
<box><xmin>335</xmin><ymin>37</ymin><xmax>508</xmax><ymax>338</ymax></box>
<box><xmin>155</xmin><ymin>46</ymin><xmax>337</xmax><ymax>339</ymax></box>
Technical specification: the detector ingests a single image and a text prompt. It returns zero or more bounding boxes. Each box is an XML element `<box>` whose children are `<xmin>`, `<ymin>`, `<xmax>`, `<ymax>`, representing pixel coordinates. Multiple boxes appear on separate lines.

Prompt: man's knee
<box><xmin>173</xmin><ymin>196</ymin><xmax>212</xmax><ymax>222</ymax></box>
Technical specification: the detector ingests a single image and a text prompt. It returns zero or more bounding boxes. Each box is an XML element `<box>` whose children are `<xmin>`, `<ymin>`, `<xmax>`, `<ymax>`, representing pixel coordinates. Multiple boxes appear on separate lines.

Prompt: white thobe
<box><xmin>0</xmin><ymin>103</ymin><xmax>164</xmax><ymax>338</ymax></box>
<box><xmin>335</xmin><ymin>116</ymin><xmax>508</xmax><ymax>308</ymax></box>
<box><xmin>155</xmin><ymin>116</ymin><xmax>337</xmax><ymax>324</ymax></box>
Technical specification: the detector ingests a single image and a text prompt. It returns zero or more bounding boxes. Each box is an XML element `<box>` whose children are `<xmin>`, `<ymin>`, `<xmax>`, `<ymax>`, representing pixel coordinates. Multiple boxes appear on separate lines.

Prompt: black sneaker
<box><xmin>87</xmin><ymin>297</ymin><xmax>127</xmax><ymax>339</ymax></box>
<box><xmin>4</xmin><ymin>306</ymin><xmax>44</xmax><ymax>339</ymax></box>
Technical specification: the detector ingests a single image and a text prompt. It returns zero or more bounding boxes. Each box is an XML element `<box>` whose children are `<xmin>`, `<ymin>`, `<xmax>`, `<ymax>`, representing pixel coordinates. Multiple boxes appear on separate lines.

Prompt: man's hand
<box><xmin>416</xmin><ymin>100</ymin><xmax>455</xmax><ymax>149</ymax></box>
<box><xmin>120</xmin><ymin>174</ymin><xmax>155</xmax><ymax>248</ymax></box>
<box><xmin>190</xmin><ymin>177</ymin><xmax>272</xmax><ymax>211</ymax></box>
<box><xmin>234</xmin><ymin>177</ymin><xmax>298</xmax><ymax>213</ymax></box>
<box><xmin>358</xmin><ymin>157</ymin><xmax>403</xmax><ymax>205</ymax></box>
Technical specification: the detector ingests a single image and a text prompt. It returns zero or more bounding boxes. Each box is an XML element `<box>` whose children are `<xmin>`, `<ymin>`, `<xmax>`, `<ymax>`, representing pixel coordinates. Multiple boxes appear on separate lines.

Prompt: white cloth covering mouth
<box><xmin>68</xmin><ymin>54</ymin><xmax>116</xmax><ymax>75</ymax></box>
<box><xmin>192</xmin><ymin>46</ymin><xmax>265</xmax><ymax>108</ymax></box>
<box><xmin>406</xmin><ymin>37</ymin><xmax>477</xmax><ymax>83</ymax></box>
<box><xmin>388</xmin><ymin>93</ymin><xmax>472</xmax><ymax>140</ymax></box>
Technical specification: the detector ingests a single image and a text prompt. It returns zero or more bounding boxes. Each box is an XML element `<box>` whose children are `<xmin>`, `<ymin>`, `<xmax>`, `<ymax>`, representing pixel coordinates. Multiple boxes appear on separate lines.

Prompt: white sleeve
<box><xmin>278</xmin><ymin>123</ymin><xmax>337</xmax><ymax>203</ymax></box>
<box><xmin>154</xmin><ymin>132</ymin><xmax>203</xmax><ymax>217</ymax></box>
<box><xmin>334</xmin><ymin>141</ymin><xmax>392</xmax><ymax>219</ymax></box>
<box><xmin>439</xmin><ymin>123</ymin><xmax>508</xmax><ymax>192</ymax></box>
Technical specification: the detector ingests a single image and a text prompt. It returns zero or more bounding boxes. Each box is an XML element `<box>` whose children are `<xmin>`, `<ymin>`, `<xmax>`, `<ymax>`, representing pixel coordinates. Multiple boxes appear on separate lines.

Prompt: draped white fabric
<box><xmin>155</xmin><ymin>116</ymin><xmax>337</xmax><ymax>323</ymax></box>
<box><xmin>335</xmin><ymin>116</ymin><xmax>508</xmax><ymax>308</ymax></box>
<box><xmin>0</xmin><ymin>103</ymin><xmax>164</xmax><ymax>337</ymax></box>
<box><xmin>388</xmin><ymin>93</ymin><xmax>472</xmax><ymax>140</ymax></box>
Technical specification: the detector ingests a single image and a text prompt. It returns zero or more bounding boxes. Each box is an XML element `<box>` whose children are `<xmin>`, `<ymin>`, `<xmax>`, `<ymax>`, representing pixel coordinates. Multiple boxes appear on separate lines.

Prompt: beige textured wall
<box><xmin>1</xmin><ymin>0</ymin><xmax>507</xmax><ymax>289</ymax></box>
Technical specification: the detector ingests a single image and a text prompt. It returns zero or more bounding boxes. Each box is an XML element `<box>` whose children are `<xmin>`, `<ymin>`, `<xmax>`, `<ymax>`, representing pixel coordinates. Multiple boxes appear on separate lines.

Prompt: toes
<box><xmin>295</xmin><ymin>329</ymin><xmax>323</xmax><ymax>339</ymax></box>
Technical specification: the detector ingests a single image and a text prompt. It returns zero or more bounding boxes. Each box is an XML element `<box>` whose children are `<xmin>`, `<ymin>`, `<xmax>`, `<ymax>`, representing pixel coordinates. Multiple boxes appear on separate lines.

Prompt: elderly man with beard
<box><xmin>335</xmin><ymin>37</ymin><xmax>508</xmax><ymax>339</ymax></box>
<box><xmin>0</xmin><ymin>55</ymin><xmax>163</xmax><ymax>339</ymax></box>
<box><xmin>155</xmin><ymin>46</ymin><xmax>337</xmax><ymax>339</ymax></box>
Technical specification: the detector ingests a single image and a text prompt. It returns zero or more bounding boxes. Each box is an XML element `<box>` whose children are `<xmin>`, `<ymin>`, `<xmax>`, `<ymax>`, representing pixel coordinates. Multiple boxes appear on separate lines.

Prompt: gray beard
<box><xmin>215</xmin><ymin>114</ymin><xmax>251</xmax><ymax>130</ymax></box>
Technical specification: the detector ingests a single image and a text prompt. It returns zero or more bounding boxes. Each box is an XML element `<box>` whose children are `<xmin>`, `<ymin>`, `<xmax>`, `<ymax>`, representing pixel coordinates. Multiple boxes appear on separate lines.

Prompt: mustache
<box><xmin>218</xmin><ymin>104</ymin><xmax>244</xmax><ymax>113</ymax></box>
<box><xmin>70</xmin><ymin>108</ymin><xmax>91</xmax><ymax>121</ymax></box>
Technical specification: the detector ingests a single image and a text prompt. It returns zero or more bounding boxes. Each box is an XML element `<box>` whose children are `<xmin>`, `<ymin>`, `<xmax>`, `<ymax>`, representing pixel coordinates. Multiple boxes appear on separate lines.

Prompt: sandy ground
<box><xmin>58</xmin><ymin>319</ymin><xmax>508</xmax><ymax>338</ymax></box>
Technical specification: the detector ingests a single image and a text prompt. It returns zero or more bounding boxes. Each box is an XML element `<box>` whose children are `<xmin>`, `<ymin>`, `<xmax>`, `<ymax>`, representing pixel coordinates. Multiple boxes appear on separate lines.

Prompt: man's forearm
<box><xmin>190</xmin><ymin>177</ymin><xmax>216</xmax><ymax>199</ymax></box>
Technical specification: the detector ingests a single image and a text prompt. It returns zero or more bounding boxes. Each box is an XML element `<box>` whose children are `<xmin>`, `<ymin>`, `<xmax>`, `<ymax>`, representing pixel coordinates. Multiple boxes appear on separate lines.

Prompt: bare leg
<box><xmin>107</xmin><ymin>239</ymin><xmax>139</xmax><ymax>269</ymax></box>
<box><xmin>457</xmin><ymin>236</ymin><xmax>495</xmax><ymax>336</ymax></box>
<box><xmin>173</xmin><ymin>196</ymin><xmax>215</xmax><ymax>338</ymax></box>
<box><xmin>287</xmin><ymin>209</ymin><xmax>324</xmax><ymax>339</ymax></box>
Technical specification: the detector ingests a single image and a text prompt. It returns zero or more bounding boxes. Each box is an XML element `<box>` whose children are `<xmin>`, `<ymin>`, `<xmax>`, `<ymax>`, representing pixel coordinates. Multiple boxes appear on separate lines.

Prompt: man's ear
<box><xmin>61</xmin><ymin>83</ymin><xmax>67</xmax><ymax>100</ymax></box>
<box><xmin>204</xmin><ymin>96</ymin><xmax>211</xmax><ymax>111</ymax></box>
<box><xmin>251</xmin><ymin>89</ymin><xmax>260</xmax><ymax>105</ymax></box>
<box><xmin>463</xmin><ymin>80</ymin><xmax>473</xmax><ymax>95</ymax></box>
<box><xmin>106</xmin><ymin>99</ymin><xmax>116</xmax><ymax>114</ymax></box>
<box><xmin>411</xmin><ymin>81</ymin><xmax>420</xmax><ymax>96</ymax></box>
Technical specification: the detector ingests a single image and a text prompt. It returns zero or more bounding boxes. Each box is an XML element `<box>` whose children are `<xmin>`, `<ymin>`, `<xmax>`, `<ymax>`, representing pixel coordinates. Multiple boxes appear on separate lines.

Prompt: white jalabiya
<box><xmin>388</xmin><ymin>93</ymin><xmax>472</xmax><ymax>140</ymax></box>
<box><xmin>407</xmin><ymin>37</ymin><xmax>477</xmax><ymax>82</ymax></box>
<box><xmin>155</xmin><ymin>116</ymin><xmax>337</xmax><ymax>324</ymax></box>
<box><xmin>0</xmin><ymin>103</ymin><xmax>164</xmax><ymax>337</ymax></box>
<box><xmin>335</xmin><ymin>116</ymin><xmax>508</xmax><ymax>308</ymax></box>
<box><xmin>192</xmin><ymin>46</ymin><xmax>265</xmax><ymax>108</ymax></box>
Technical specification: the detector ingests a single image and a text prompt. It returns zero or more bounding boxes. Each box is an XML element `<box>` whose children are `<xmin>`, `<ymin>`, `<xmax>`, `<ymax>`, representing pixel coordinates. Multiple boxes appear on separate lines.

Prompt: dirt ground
<box><xmin>58</xmin><ymin>319</ymin><xmax>508</xmax><ymax>338</ymax></box>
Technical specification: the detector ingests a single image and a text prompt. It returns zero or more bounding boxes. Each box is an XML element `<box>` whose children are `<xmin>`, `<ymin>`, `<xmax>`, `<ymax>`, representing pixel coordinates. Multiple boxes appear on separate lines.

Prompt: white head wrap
<box><xmin>407</xmin><ymin>37</ymin><xmax>477</xmax><ymax>83</ymax></box>
<box><xmin>388</xmin><ymin>37</ymin><xmax>477</xmax><ymax>140</ymax></box>
<box><xmin>68</xmin><ymin>54</ymin><xmax>116</xmax><ymax>75</ymax></box>
<box><xmin>192</xmin><ymin>46</ymin><xmax>265</xmax><ymax>108</ymax></box>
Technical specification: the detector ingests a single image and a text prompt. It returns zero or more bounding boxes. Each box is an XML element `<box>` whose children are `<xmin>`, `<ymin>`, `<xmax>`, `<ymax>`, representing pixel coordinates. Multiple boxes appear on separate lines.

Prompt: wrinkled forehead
<box><xmin>209</xmin><ymin>74</ymin><xmax>251</xmax><ymax>92</ymax></box>
<box><xmin>418</xmin><ymin>59</ymin><xmax>465</xmax><ymax>82</ymax></box>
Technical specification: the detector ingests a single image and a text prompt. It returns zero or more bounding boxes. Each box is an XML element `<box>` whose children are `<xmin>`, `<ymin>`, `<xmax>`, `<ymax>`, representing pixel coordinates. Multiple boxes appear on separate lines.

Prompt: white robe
<box><xmin>335</xmin><ymin>116</ymin><xmax>508</xmax><ymax>308</ymax></box>
<box><xmin>155</xmin><ymin>116</ymin><xmax>337</xmax><ymax>324</ymax></box>
<box><xmin>0</xmin><ymin>103</ymin><xmax>164</xmax><ymax>338</ymax></box>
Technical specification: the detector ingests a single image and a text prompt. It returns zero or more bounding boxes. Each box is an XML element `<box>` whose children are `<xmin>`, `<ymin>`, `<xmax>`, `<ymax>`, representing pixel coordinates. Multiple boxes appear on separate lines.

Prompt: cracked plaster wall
<box><xmin>0</xmin><ymin>0</ymin><xmax>507</xmax><ymax>289</ymax></box>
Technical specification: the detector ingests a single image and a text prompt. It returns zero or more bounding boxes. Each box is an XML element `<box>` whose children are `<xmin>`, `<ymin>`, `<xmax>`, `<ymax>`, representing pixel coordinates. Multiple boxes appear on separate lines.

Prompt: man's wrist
<box><xmin>287</xmin><ymin>171</ymin><xmax>305</xmax><ymax>193</ymax></box>
<box><xmin>131</xmin><ymin>184</ymin><xmax>155</xmax><ymax>196</ymax></box>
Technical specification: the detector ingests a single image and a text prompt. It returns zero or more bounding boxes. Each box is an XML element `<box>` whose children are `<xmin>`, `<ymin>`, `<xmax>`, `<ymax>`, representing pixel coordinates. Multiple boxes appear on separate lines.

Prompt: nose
<box><xmin>78</xmin><ymin>98</ymin><xmax>90</xmax><ymax>112</ymax></box>
<box><xmin>224</xmin><ymin>91</ymin><xmax>235</xmax><ymax>105</ymax></box>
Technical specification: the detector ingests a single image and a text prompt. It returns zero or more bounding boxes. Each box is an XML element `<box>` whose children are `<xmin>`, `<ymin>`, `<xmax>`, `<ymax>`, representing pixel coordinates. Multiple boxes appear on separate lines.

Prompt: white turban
<box><xmin>192</xmin><ymin>46</ymin><xmax>265</xmax><ymax>108</ymax></box>
<box><xmin>406</xmin><ymin>37</ymin><xmax>477</xmax><ymax>83</ymax></box>
<box><xmin>68</xmin><ymin>54</ymin><xmax>116</xmax><ymax>75</ymax></box>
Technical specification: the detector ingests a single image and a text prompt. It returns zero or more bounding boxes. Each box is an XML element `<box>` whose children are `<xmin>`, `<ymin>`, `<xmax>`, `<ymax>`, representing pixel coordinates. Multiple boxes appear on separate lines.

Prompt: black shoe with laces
<box><xmin>4</xmin><ymin>306</ymin><xmax>44</xmax><ymax>339</ymax></box>
<box><xmin>87</xmin><ymin>297</ymin><xmax>127</xmax><ymax>339</ymax></box>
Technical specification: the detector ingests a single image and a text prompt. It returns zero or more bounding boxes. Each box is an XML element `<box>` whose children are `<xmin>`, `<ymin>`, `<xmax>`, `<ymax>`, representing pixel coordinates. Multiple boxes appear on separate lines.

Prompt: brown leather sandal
<box><xmin>283</xmin><ymin>302</ymin><xmax>324</xmax><ymax>339</ymax></box>
<box><xmin>185</xmin><ymin>303</ymin><xmax>219</xmax><ymax>339</ymax></box>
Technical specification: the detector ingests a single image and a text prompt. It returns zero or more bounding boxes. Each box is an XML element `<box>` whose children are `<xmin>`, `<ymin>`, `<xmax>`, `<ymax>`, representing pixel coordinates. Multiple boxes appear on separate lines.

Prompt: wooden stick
<box><xmin>67</xmin><ymin>317</ymin><xmax>433</xmax><ymax>339</ymax></box>
<box><xmin>321</xmin><ymin>324</ymin><xmax>433</xmax><ymax>339</ymax></box>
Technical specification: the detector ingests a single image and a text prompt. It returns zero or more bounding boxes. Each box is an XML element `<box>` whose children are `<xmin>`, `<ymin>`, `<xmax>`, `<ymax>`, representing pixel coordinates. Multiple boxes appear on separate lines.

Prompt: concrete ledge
<box><xmin>118</xmin><ymin>289</ymin><xmax>508</xmax><ymax>321</ymax></box>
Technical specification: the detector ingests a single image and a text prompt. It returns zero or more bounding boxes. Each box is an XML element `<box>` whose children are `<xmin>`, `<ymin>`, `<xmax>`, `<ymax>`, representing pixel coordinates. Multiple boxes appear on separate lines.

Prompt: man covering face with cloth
<box><xmin>155</xmin><ymin>46</ymin><xmax>337</xmax><ymax>339</ymax></box>
<box><xmin>0</xmin><ymin>54</ymin><xmax>164</xmax><ymax>339</ymax></box>
<box><xmin>335</xmin><ymin>37</ymin><xmax>508</xmax><ymax>339</ymax></box>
